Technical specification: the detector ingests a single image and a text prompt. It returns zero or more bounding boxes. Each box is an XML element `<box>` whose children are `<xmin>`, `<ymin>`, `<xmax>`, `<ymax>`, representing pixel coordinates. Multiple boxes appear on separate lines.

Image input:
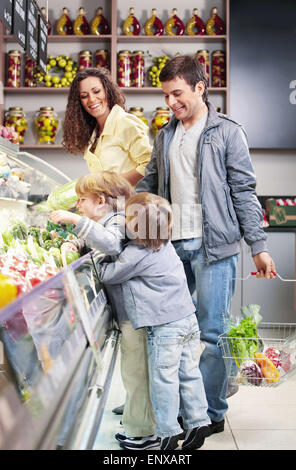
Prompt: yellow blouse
<box><xmin>84</xmin><ymin>104</ymin><xmax>152</xmax><ymax>176</ymax></box>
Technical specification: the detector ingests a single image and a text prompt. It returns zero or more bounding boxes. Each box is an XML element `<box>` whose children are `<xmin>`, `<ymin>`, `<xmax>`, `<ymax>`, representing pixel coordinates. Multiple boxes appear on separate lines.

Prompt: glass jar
<box><xmin>95</xmin><ymin>49</ymin><xmax>109</xmax><ymax>69</ymax></box>
<box><xmin>196</xmin><ymin>50</ymin><xmax>209</xmax><ymax>87</ymax></box>
<box><xmin>24</xmin><ymin>54</ymin><xmax>37</xmax><ymax>87</ymax></box>
<box><xmin>131</xmin><ymin>51</ymin><xmax>145</xmax><ymax>88</ymax></box>
<box><xmin>79</xmin><ymin>50</ymin><xmax>92</xmax><ymax>71</ymax></box>
<box><xmin>151</xmin><ymin>107</ymin><xmax>170</xmax><ymax>135</ymax></box>
<box><xmin>4</xmin><ymin>107</ymin><xmax>27</xmax><ymax>143</ymax></box>
<box><xmin>118</xmin><ymin>50</ymin><xmax>131</xmax><ymax>87</ymax></box>
<box><xmin>128</xmin><ymin>107</ymin><xmax>148</xmax><ymax>127</ymax></box>
<box><xmin>34</xmin><ymin>107</ymin><xmax>59</xmax><ymax>144</ymax></box>
<box><xmin>7</xmin><ymin>50</ymin><xmax>21</xmax><ymax>88</ymax></box>
<box><xmin>211</xmin><ymin>50</ymin><xmax>226</xmax><ymax>87</ymax></box>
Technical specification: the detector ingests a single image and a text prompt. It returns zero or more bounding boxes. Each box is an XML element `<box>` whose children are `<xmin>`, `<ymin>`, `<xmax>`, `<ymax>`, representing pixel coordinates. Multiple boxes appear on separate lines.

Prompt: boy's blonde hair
<box><xmin>75</xmin><ymin>171</ymin><xmax>133</xmax><ymax>211</ymax></box>
<box><xmin>125</xmin><ymin>192</ymin><xmax>173</xmax><ymax>251</ymax></box>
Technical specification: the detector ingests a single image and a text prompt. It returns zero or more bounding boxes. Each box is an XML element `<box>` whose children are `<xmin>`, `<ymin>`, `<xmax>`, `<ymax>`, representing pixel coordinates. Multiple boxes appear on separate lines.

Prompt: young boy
<box><xmin>99</xmin><ymin>192</ymin><xmax>211</xmax><ymax>451</ymax></box>
<box><xmin>49</xmin><ymin>172</ymin><xmax>157</xmax><ymax>449</ymax></box>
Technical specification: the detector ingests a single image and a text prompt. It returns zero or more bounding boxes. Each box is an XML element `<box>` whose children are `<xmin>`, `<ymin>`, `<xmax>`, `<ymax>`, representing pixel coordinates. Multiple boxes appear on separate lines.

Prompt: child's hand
<box><xmin>49</xmin><ymin>210</ymin><xmax>81</xmax><ymax>225</ymax></box>
<box><xmin>61</xmin><ymin>242</ymin><xmax>78</xmax><ymax>254</ymax></box>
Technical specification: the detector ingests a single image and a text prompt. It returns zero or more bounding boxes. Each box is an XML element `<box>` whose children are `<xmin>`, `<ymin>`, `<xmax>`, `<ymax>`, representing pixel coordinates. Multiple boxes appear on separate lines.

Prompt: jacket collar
<box><xmin>89</xmin><ymin>104</ymin><xmax>124</xmax><ymax>143</ymax></box>
<box><xmin>163</xmin><ymin>100</ymin><xmax>221</xmax><ymax>134</ymax></box>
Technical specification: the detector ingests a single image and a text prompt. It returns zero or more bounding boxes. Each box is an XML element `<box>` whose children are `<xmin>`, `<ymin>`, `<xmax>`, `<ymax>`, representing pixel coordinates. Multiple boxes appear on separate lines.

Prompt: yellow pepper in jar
<box><xmin>34</xmin><ymin>107</ymin><xmax>59</xmax><ymax>144</ymax></box>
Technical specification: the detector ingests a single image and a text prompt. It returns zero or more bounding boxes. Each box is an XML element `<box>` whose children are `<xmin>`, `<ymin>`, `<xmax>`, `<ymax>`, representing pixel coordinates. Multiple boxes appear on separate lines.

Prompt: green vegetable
<box><xmin>227</xmin><ymin>304</ymin><xmax>263</xmax><ymax>366</ymax></box>
<box><xmin>47</xmin><ymin>179</ymin><xmax>78</xmax><ymax>211</ymax></box>
<box><xmin>52</xmin><ymin>237</ymin><xmax>65</xmax><ymax>249</ymax></box>
<box><xmin>2</xmin><ymin>230</ymin><xmax>14</xmax><ymax>246</ymax></box>
<box><xmin>40</xmin><ymin>229</ymin><xmax>51</xmax><ymax>245</ymax></box>
<box><xmin>48</xmin><ymin>247</ymin><xmax>62</xmax><ymax>267</ymax></box>
<box><xmin>65</xmin><ymin>251</ymin><xmax>80</xmax><ymax>265</ymax></box>
<box><xmin>46</xmin><ymin>221</ymin><xmax>77</xmax><ymax>239</ymax></box>
<box><xmin>28</xmin><ymin>227</ymin><xmax>41</xmax><ymax>241</ymax></box>
<box><xmin>12</xmin><ymin>221</ymin><xmax>27</xmax><ymax>240</ymax></box>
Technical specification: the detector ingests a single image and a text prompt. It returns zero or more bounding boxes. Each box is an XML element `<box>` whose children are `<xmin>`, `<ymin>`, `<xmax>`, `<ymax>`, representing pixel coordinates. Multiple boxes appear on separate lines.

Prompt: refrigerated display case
<box><xmin>0</xmin><ymin>138</ymin><xmax>120</xmax><ymax>449</ymax></box>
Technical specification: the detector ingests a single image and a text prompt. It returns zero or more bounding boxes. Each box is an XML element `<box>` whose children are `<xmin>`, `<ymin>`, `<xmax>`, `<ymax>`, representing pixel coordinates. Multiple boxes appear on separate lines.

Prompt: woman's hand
<box><xmin>49</xmin><ymin>210</ymin><xmax>81</xmax><ymax>226</ymax></box>
<box><xmin>61</xmin><ymin>242</ymin><xmax>78</xmax><ymax>254</ymax></box>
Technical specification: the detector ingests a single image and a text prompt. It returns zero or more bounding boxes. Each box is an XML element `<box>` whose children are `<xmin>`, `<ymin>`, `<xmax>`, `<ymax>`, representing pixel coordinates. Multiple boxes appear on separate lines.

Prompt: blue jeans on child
<box><xmin>146</xmin><ymin>313</ymin><xmax>211</xmax><ymax>438</ymax></box>
<box><xmin>172</xmin><ymin>239</ymin><xmax>238</xmax><ymax>423</ymax></box>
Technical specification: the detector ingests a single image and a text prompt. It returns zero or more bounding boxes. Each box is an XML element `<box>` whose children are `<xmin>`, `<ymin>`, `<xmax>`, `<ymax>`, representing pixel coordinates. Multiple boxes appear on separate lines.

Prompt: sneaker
<box><xmin>181</xmin><ymin>425</ymin><xmax>210</xmax><ymax>450</ymax></box>
<box><xmin>115</xmin><ymin>432</ymin><xmax>129</xmax><ymax>443</ymax></box>
<box><xmin>208</xmin><ymin>419</ymin><xmax>225</xmax><ymax>435</ymax></box>
<box><xmin>160</xmin><ymin>433</ymin><xmax>184</xmax><ymax>450</ymax></box>
<box><xmin>112</xmin><ymin>404</ymin><xmax>124</xmax><ymax>415</ymax></box>
<box><xmin>119</xmin><ymin>434</ymin><xmax>160</xmax><ymax>450</ymax></box>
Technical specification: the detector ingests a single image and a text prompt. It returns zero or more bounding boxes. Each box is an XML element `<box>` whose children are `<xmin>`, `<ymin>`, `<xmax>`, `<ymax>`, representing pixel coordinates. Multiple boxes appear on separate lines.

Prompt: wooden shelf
<box><xmin>116</xmin><ymin>34</ymin><xmax>227</xmax><ymax>43</ymax></box>
<box><xmin>4</xmin><ymin>34</ymin><xmax>112</xmax><ymax>43</ymax></box>
<box><xmin>5</xmin><ymin>86</ymin><xmax>227</xmax><ymax>94</ymax></box>
<box><xmin>20</xmin><ymin>144</ymin><xmax>64</xmax><ymax>149</ymax></box>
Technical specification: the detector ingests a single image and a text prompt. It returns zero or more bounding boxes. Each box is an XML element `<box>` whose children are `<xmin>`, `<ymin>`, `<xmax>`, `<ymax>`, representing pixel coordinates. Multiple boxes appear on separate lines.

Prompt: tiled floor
<box><xmin>94</xmin><ymin>353</ymin><xmax>296</xmax><ymax>451</ymax></box>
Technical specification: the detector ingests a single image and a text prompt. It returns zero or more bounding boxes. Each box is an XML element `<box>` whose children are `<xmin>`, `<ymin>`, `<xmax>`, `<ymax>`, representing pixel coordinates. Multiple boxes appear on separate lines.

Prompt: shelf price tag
<box><xmin>0</xmin><ymin>0</ymin><xmax>13</xmax><ymax>33</ymax></box>
<box><xmin>11</xmin><ymin>0</ymin><xmax>27</xmax><ymax>49</ymax></box>
<box><xmin>25</xmin><ymin>0</ymin><xmax>38</xmax><ymax>61</ymax></box>
<box><xmin>37</xmin><ymin>9</ymin><xmax>47</xmax><ymax>74</ymax></box>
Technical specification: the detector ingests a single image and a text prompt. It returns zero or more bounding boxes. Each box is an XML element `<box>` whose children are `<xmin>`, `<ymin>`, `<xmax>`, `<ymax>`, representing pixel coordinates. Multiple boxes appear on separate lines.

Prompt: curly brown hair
<box><xmin>63</xmin><ymin>68</ymin><xmax>126</xmax><ymax>155</ymax></box>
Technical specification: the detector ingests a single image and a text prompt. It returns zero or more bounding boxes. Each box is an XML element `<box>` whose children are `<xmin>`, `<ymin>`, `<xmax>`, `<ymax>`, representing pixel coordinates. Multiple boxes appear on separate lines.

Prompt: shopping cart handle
<box><xmin>250</xmin><ymin>271</ymin><xmax>277</xmax><ymax>276</ymax></box>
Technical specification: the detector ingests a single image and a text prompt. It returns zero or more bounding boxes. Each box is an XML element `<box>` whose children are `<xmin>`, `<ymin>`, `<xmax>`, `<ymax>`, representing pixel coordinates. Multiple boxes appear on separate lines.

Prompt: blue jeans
<box><xmin>173</xmin><ymin>239</ymin><xmax>238</xmax><ymax>423</ymax></box>
<box><xmin>147</xmin><ymin>313</ymin><xmax>211</xmax><ymax>438</ymax></box>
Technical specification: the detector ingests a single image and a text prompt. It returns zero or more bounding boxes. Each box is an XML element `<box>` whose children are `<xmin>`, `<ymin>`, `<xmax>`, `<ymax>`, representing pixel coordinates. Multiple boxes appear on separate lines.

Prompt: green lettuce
<box><xmin>47</xmin><ymin>179</ymin><xmax>78</xmax><ymax>210</ymax></box>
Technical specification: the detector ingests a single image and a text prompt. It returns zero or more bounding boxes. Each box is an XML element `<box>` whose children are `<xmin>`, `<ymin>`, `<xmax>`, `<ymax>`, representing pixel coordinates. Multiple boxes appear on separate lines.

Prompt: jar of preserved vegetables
<box><xmin>4</xmin><ymin>107</ymin><xmax>27</xmax><ymax>143</ymax></box>
<box><xmin>151</xmin><ymin>107</ymin><xmax>170</xmax><ymax>135</ymax></box>
<box><xmin>7</xmin><ymin>50</ymin><xmax>21</xmax><ymax>88</ymax></box>
<box><xmin>24</xmin><ymin>53</ymin><xmax>37</xmax><ymax>87</ymax></box>
<box><xmin>79</xmin><ymin>50</ymin><xmax>92</xmax><ymax>71</ymax></box>
<box><xmin>128</xmin><ymin>107</ymin><xmax>148</xmax><ymax>127</ymax></box>
<box><xmin>118</xmin><ymin>50</ymin><xmax>131</xmax><ymax>87</ymax></box>
<box><xmin>34</xmin><ymin>107</ymin><xmax>59</xmax><ymax>144</ymax></box>
<box><xmin>196</xmin><ymin>50</ymin><xmax>209</xmax><ymax>87</ymax></box>
<box><xmin>95</xmin><ymin>49</ymin><xmax>109</xmax><ymax>69</ymax></box>
<box><xmin>131</xmin><ymin>51</ymin><xmax>145</xmax><ymax>87</ymax></box>
<box><xmin>211</xmin><ymin>50</ymin><xmax>226</xmax><ymax>87</ymax></box>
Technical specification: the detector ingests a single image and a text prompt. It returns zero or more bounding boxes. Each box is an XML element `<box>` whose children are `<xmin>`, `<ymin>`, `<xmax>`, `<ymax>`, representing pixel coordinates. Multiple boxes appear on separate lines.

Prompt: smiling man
<box><xmin>135</xmin><ymin>55</ymin><xmax>276</xmax><ymax>435</ymax></box>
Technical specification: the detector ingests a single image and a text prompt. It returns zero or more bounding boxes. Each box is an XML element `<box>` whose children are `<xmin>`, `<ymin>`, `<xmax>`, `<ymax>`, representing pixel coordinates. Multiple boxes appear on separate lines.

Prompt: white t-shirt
<box><xmin>169</xmin><ymin>113</ymin><xmax>208</xmax><ymax>241</ymax></box>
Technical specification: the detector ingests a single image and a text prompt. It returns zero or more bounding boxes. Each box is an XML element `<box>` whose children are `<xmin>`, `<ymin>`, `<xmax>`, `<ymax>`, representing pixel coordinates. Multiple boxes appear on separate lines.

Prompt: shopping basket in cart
<box><xmin>218</xmin><ymin>272</ymin><xmax>296</xmax><ymax>388</ymax></box>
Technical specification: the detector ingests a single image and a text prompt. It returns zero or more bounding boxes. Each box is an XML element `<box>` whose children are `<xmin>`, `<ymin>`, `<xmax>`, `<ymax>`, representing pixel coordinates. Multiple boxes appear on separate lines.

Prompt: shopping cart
<box><xmin>218</xmin><ymin>272</ymin><xmax>296</xmax><ymax>388</ymax></box>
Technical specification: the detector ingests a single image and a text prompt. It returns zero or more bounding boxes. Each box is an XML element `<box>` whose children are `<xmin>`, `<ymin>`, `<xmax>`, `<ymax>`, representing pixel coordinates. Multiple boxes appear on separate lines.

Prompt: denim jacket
<box><xmin>99</xmin><ymin>241</ymin><xmax>195</xmax><ymax>329</ymax></box>
<box><xmin>135</xmin><ymin>101</ymin><xmax>267</xmax><ymax>263</ymax></box>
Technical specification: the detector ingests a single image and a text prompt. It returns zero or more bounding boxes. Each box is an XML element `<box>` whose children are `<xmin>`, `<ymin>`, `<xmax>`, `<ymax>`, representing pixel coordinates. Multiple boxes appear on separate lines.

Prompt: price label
<box><xmin>26</xmin><ymin>0</ymin><xmax>38</xmax><ymax>61</ymax></box>
<box><xmin>37</xmin><ymin>11</ymin><xmax>47</xmax><ymax>74</ymax></box>
<box><xmin>12</xmin><ymin>0</ymin><xmax>27</xmax><ymax>49</ymax></box>
<box><xmin>0</xmin><ymin>0</ymin><xmax>13</xmax><ymax>32</ymax></box>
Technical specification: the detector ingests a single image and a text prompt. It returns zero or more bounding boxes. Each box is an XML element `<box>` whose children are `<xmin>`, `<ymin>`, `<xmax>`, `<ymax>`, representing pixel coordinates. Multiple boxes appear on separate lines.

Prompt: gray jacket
<box><xmin>99</xmin><ymin>241</ymin><xmax>195</xmax><ymax>329</ymax></box>
<box><xmin>135</xmin><ymin>101</ymin><xmax>267</xmax><ymax>263</ymax></box>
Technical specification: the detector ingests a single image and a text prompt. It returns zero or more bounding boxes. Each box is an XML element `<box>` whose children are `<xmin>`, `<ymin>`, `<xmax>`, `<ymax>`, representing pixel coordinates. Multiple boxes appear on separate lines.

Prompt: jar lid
<box><xmin>197</xmin><ymin>50</ymin><xmax>209</xmax><ymax>54</ymax></box>
<box><xmin>156</xmin><ymin>107</ymin><xmax>170</xmax><ymax>111</ymax></box>
<box><xmin>133</xmin><ymin>50</ymin><xmax>144</xmax><ymax>54</ymax></box>
<box><xmin>130</xmin><ymin>106</ymin><xmax>144</xmax><ymax>111</ymax></box>
<box><xmin>8</xmin><ymin>106</ymin><xmax>23</xmax><ymax>111</ymax></box>
<box><xmin>8</xmin><ymin>50</ymin><xmax>21</xmax><ymax>55</ymax></box>
<box><xmin>40</xmin><ymin>106</ymin><xmax>54</xmax><ymax>111</ymax></box>
<box><xmin>79</xmin><ymin>50</ymin><xmax>91</xmax><ymax>55</ymax></box>
<box><xmin>95</xmin><ymin>49</ymin><xmax>108</xmax><ymax>53</ymax></box>
<box><xmin>118</xmin><ymin>50</ymin><xmax>131</xmax><ymax>54</ymax></box>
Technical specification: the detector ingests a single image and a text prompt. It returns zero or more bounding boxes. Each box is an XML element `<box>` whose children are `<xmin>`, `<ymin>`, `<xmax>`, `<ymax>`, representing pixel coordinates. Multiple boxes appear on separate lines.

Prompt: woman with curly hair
<box><xmin>63</xmin><ymin>67</ymin><xmax>151</xmax><ymax>187</ymax></box>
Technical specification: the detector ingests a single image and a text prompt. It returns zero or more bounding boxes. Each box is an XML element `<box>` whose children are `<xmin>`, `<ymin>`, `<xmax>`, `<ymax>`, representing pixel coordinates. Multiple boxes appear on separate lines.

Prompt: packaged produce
<box><xmin>165</xmin><ymin>8</ymin><xmax>185</xmax><ymax>36</ymax></box>
<box><xmin>73</xmin><ymin>7</ymin><xmax>90</xmax><ymax>35</ymax></box>
<box><xmin>0</xmin><ymin>153</ymin><xmax>11</xmax><ymax>179</ymax></box>
<box><xmin>91</xmin><ymin>7</ymin><xmax>109</xmax><ymax>35</ymax></box>
<box><xmin>34</xmin><ymin>107</ymin><xmax>59</xmax><ymax>144</ymax></box>
<box><xmin>186</xmin><ymin>8</ymin><xmax>205</xmax><ymax>35</ymax></box>
<box><xmin>144</xmin><ymin>9</ymin><xmax>164</xmax><ymax>36</ymax></box>
<box><xmin>47</xmin><ymin>179</ymin><xmax>78</xmax><ymax>210</ymax></box>
<box><xmin>227</xmin><ymin>304</ymin><xmax>263</xmax><ymax>365</ymax></box>
<box><xmin>4</xmin><ymin>107</ymin><xmax>27</xmax><ymax>144</ymax></box>
<box><xmin>0</xmin><ymin>125</ymin><xmax>19</xmax><ymax>144</ymax></box>
<box><xmin>206</xmin><ymin>7</ymin><xmax>225</xmax><ymax>35</ymax></box>
<box><xmin>239</xmin><ymin>360</ymin><xmax>263</xmax><ymax>386</ymax></box>
<box><xmin>56</xmin><ymin>7</ymin><xmax>73</xmax><ymax>35</ymax></box>
<box><xmin>254</xmin><ymin>352</ymin><xmax>280</xmax><ymax>384</ymax></box>
<box><xmin>7</xmin><ymin>50</ymin><xmax>21</xmax><ymax>87</ymax></box>
<box><xmin>123</xmin><ymin>7</ymin><xmax>141</xmax><ymax>36</ymax></box>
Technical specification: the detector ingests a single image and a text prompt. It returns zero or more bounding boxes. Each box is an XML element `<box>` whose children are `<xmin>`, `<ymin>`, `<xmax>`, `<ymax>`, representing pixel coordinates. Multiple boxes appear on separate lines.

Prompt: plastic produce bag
<box><xmin>47</xmin><ymin>179</ymin><xmax>78</xmax><ymax>210</ymax></box>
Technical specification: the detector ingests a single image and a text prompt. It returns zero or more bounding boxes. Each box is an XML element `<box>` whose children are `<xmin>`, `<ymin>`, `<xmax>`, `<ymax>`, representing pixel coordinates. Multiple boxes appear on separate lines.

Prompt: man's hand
<box><xmin>49</xmin><ymin>210</ymin><xmax>81</xmax><ymax>226</ymax></box>
<box><xmin>252</xmin><ymin>252</ymin><xmax>276</xmax><ymax>279</ymax></box>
